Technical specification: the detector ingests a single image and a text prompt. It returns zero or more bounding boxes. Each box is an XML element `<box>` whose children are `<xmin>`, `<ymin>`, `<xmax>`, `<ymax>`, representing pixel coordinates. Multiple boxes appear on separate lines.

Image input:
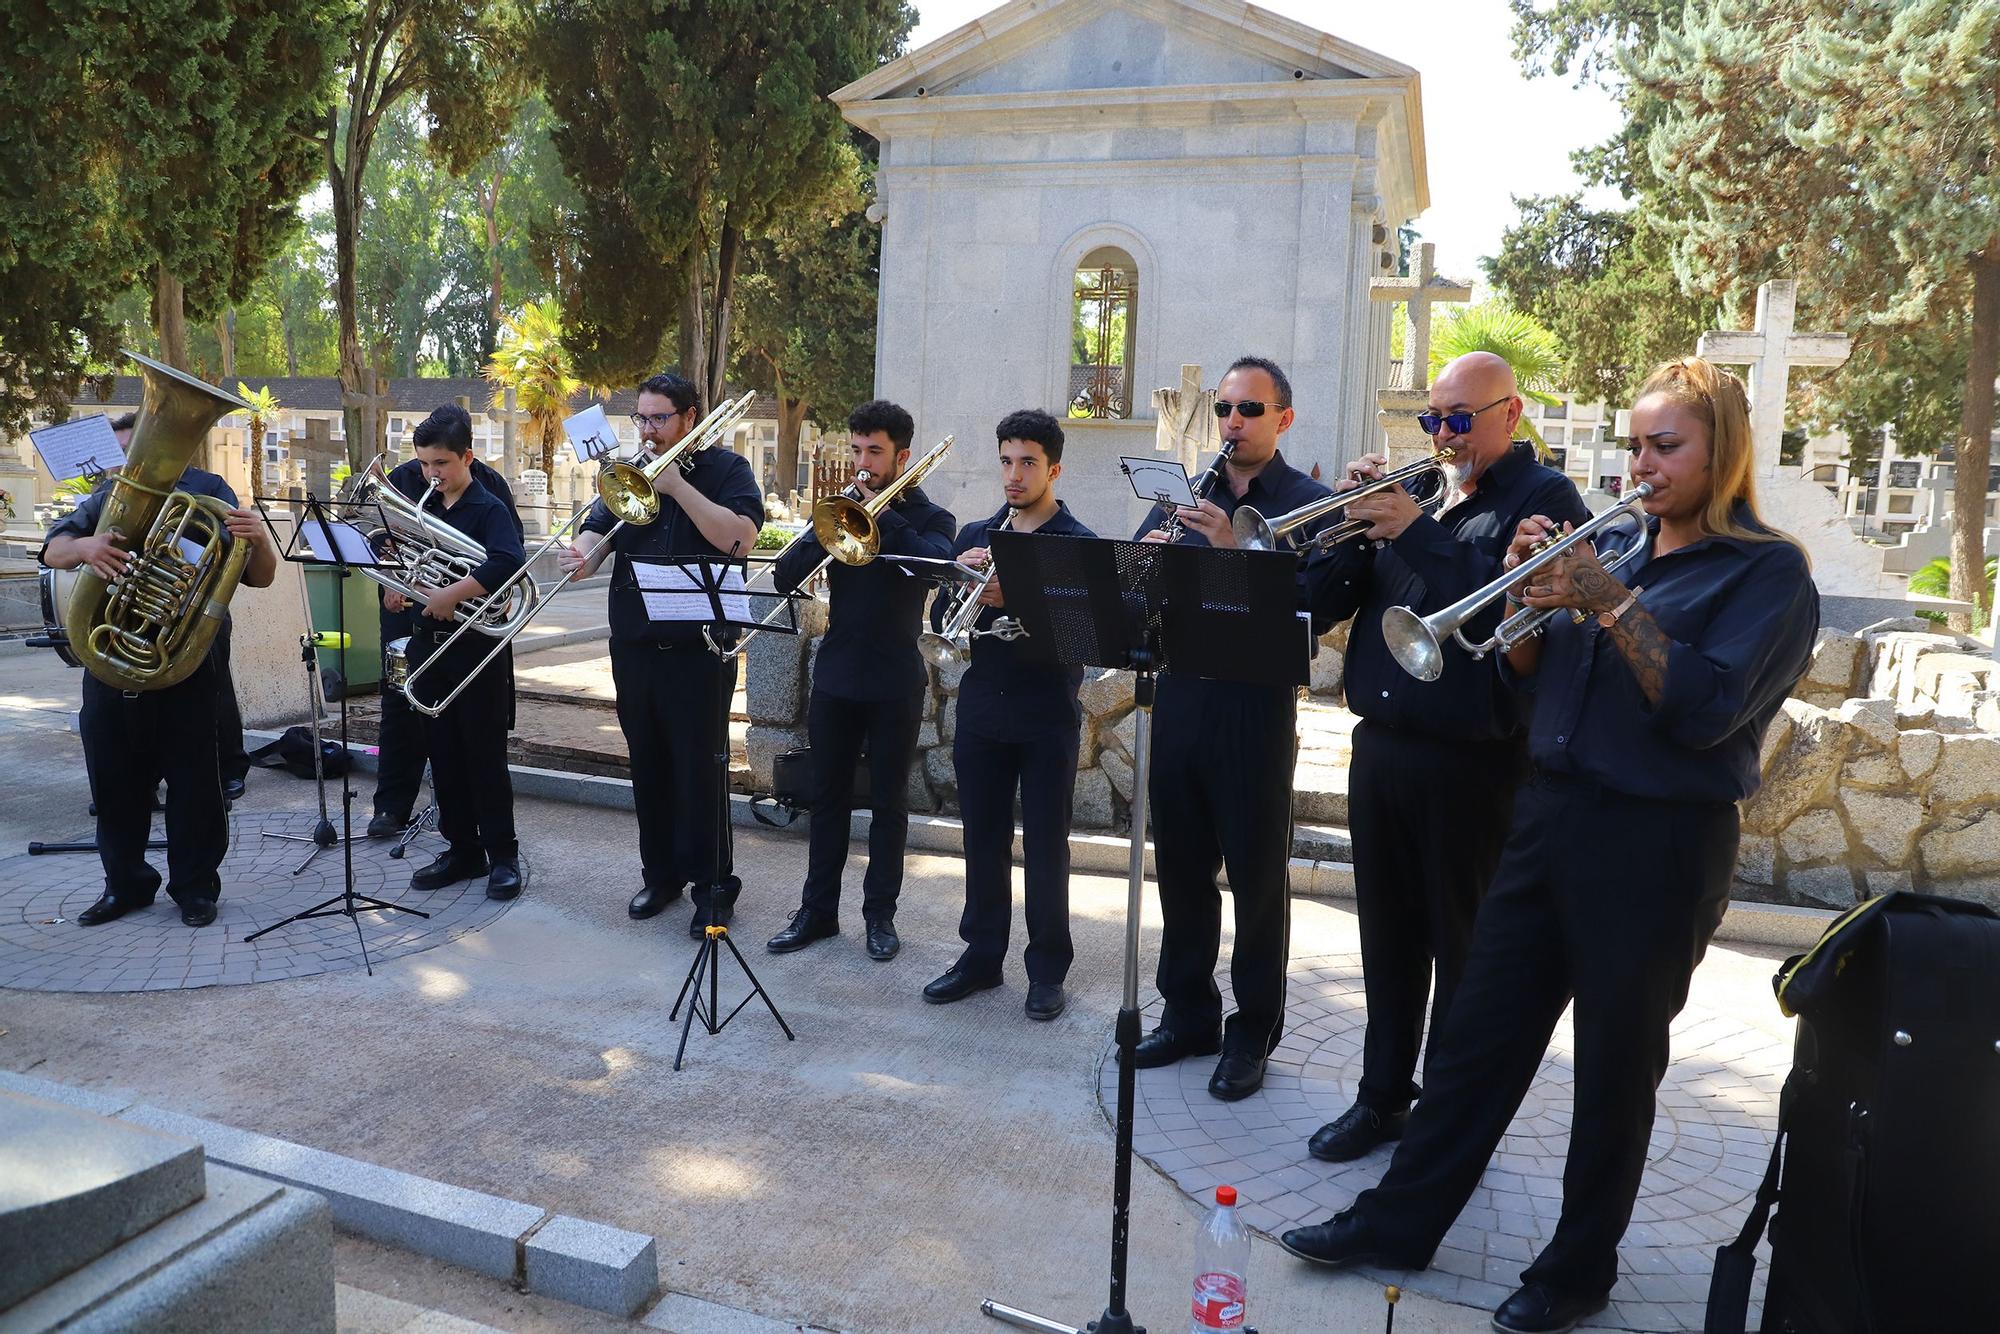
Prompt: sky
<box><xmin>905</xmin><ymin>0</ymin><xmax>1628</xmax><ymax>287</ymax></box>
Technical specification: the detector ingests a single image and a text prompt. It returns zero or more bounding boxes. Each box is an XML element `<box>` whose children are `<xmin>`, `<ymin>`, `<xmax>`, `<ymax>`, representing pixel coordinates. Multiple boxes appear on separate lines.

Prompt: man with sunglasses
<box><xmin>561</xmin><ymin>372</ymin><xmax>764</xmax><ymax>934</ymax></box>
<box><xmin>1299</xmin><ymin>351</ymin><xmax>1588</xmax><ymax>1163</ymax></box>
<box><xmin>1125</xmin><ymin>355</ymin><xmax>1340</xmax><ymax>1102</ymax></box>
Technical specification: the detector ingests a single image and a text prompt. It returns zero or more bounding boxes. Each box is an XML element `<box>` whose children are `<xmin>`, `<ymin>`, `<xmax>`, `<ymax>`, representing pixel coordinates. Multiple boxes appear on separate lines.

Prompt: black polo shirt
<box><xmin>1505</xmin><ymin>506</ymin><xmax>1819</xmax><ymax>803</ymax></box>
<box><xmin>940</xmin><ymin>501</ymin><xmax>1097</xmax><ymax>741</ymax></box>
<box><xmin>578</xmin><ymin>447</ymin><xmax>764</xmax><ymax>646</ymax></box>
<box><xmin>47</xmin><ymin>466</ymin><xmax>241</xmax><ymax>620</ymax></box>
<box><xmin>382</xmin><ymin>457</ymin><xmax>522</xmax><ymax>640</ymax></box>
<box><xmin>774</xmin><ymin>483</ymin><xmax>957</xmax><ymax>701</ymax></box>
<box><xmin>1309</xmin><ymin>441</ymin><xmax>1591</xmax><ymax>743</ymax></box>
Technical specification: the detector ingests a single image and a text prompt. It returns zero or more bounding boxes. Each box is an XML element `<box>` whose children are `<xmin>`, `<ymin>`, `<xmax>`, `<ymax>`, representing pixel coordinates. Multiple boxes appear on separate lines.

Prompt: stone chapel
<box><xmin>835</xmin><ymin>0</ymin><xmax>1429</xmax><ymax>533</ymax></box>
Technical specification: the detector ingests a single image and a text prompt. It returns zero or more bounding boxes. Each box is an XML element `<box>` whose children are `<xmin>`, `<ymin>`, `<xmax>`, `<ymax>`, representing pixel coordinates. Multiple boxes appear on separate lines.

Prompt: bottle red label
<box><xmin>1191</xmin><ymin>1271</ymin><xmax>1246</xmax><ymax>1329</ymax></box>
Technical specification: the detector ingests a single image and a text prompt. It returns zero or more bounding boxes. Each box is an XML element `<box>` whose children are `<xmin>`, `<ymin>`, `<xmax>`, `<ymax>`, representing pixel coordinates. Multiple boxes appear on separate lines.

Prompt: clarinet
<box><xmin>1161</xmin><ymin>439</ymin><xmax>1238</xmax><ymax>542</ymax></box>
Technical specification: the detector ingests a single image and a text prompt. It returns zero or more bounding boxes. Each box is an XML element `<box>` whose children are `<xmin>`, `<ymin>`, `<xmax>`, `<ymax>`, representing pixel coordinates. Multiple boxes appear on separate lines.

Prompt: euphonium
<box><xmin>64</xmin><ymin>351</ymin><xmax>253</xmax><ymax>692</ymax></box>
<box><xmin>813</xmin><ymin>435</ymin><xmax>955</xmax><ymax>566</ymax></box>
<box><xmin>346</xmin><ymin>454</ymin><xmax>533</xmax><ymax>636</ymax></box>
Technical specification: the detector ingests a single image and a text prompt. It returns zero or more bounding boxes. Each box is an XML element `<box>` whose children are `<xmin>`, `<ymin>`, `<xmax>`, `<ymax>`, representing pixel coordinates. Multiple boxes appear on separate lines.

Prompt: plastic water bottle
<box><xmin>1190</xmin><ymin>1184</ymin><xmax>1249</xmax><ymax>1333</ymax></box>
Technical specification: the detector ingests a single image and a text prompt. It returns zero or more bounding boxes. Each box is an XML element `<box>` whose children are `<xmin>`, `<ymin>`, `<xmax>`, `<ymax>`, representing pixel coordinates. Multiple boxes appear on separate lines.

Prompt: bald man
<box><xmin>1302</xmin><ymin>352</ymin><xmax>1588</xmax><ymax>1163</ymax></box>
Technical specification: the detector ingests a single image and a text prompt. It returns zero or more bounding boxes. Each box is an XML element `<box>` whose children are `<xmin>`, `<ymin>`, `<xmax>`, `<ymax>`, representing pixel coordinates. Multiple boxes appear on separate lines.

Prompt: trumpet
<box><xmin>595</xmin><ymin>391</ymin><xmax>757</xmax><ymax>525</ymax></box>
<box><xmin>812</xmin><ymin>434</ymin><xmax>955</xmax><ymax>566</ymax></box>
<box><xmin>1160</xmin><ymin>440</ymin><xmax>1236</xmax><ymax>542</ymax></box>
<box><xmin>1381</xmin><ymin>484</ymin><xmax>1654</xmax><ymax>682</ymax></box>
<box><xmin>1232</xmin><ymin>448</ymin><xmax>1455</xmax><ymax>553</ymax></box>
<box><xmin>919</xmin><ymin>509</ymin><xmax>1026</xmax><ymax>667</ymax></box>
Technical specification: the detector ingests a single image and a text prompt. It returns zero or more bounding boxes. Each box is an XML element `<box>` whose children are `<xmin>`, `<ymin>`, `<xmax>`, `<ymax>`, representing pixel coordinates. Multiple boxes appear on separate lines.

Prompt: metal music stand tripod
<box><xmin>243</xmin><ymin>495</ymin><xmax>428</xmax><ymax>971</ymax></box>
<box><xmin>978</xmin><ymin>530</ymin><xmax>1308</xmax><ymax>1334</ymax></box>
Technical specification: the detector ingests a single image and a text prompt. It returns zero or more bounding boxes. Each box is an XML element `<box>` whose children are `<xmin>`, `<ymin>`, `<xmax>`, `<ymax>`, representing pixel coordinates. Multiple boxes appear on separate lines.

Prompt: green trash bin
<box><xmin>305</xmin><ymin>567</ymin><xmax>384</xmax><ymax>697</ymax></box>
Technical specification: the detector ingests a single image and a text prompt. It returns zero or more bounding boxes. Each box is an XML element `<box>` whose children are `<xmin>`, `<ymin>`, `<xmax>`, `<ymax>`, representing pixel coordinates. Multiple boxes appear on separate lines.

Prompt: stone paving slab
<box><xmin>1100</xmin><ymin>952</ymin><xmax>1785</xmax><ymax>1332</ymax></box>
<box><xmin>0</xmin><ymin>810</ymin><xmax>520</xmax><ymax>992</ymax></box>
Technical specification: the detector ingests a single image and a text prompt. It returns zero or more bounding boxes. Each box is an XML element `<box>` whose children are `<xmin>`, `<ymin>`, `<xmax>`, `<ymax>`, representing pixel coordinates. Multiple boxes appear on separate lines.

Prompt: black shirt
<box><xmin>1505</xmin><ymin>505</ymin><xmax>1819</xmax><ymax>803</ymax></box>
<box><xmin>46</xmin><ymin>467</ymin><xmax>242</xmax><ymax>629</ymax></box>
<box><xmin>424</xmin><ymin>482</ymin><xmax>526</xmax><ymax>602</ymax></box>
<box><xmin>381</xmin><ymin>457</ymin><xmax>522</xmax><ymax>638</ymax></box>
<box><xmin>577</xmin><ymin>447</ymin><xmax>764</xmax><ymax>646</ymax></box>
<box><xmin>774</xmin><ymin>483</ymin><xmax>957</xmax><ymax>701</ymax></box>
<box><xmin>938</xmin><ymin>501</ymin><xmax>1097</xmax><ymax>741</ymax></box>
<box><xmin>1309</xmin><ymin>441</ymin><xmax>1591</xmax><ymax>743</ymax></box>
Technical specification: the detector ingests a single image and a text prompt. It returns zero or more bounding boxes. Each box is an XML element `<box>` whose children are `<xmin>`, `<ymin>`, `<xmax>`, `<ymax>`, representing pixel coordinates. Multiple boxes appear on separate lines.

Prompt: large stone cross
<box><xmin>1370</xmin><ymin>241</ymin><xmax>1472</xmax><ymax>393</ymax></box>
<box><xmin>340</xmin><ymin>366</ymin><xmax>394</xmax><ymax>467</ymax></box>
<box><xmin>1149</xmin><ymin>362</ymin><xmax>1219</xmax><ymax>473</ymax></box>
<box><xmin>488</xmin><ymin>386</ymin><xmax>533</xmax><ymax>480</ymax></box>
<box><xmin>1697</xmin><ymin>280</ymin><xmax>1850</xmax><ymax>479</ymax></box>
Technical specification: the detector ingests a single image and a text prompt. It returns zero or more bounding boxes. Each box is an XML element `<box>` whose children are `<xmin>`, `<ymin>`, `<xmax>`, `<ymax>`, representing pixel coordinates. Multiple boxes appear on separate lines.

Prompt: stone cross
<box><xmin>1370</xmin><ymin>242</ymin><xmax>1472</xmax><ymax>393</ymax></box>
<box><xmin>487</xmin><ymin>386</ymin><xmax>534</xmax><ymax>480</ymax></box>
<box><xmin>293</xmin><ymin>417</ymin><xmax>339</xmax><ymax>501</ymax></box>
<box><xmin>1150</xmin><ymin>362</ymin><xmax>1218</xmax><ymax>473</ymax></box>
<box><xmin>340</xmin><ymin>366</ymin><xmax>394</xmax><ymax>466</ymax></box>
<box><xmin>1696</xmin><ymin>280</ymin><xmax>1850</xmax><ymax>479</ymax></box>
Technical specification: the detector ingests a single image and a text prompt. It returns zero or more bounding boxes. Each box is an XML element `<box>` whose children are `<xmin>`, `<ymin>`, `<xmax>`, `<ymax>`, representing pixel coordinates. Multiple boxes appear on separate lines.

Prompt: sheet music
<box><xmin>1119</xmin><ymin>456</ymin><xmax>1196</xmax><ymax>508</ymax></box>
<box><xmin>632</xmin><ymin>561</ymin><xmax>750</xmax><ymax>623</ymax></box>
<box><xmin>30</xmin><ymin>415</ymin><xmax>125</xmax><ymax>482</ymax></box>
<box><xmin>298</xmin><ymin>517</ymin><xmax>381</xmax><ymax>566</ymax></box>
<box><xmin>563</xmin><ymin>404</ymin><xmax>621</xmax><ymax>462</ymax></box>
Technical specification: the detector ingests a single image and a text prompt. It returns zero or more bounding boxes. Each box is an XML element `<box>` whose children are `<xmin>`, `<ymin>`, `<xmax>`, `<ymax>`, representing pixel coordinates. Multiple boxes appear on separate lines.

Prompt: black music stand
<box><xmin>623</xmin><ymin>553</ymin><xmax>797</xmax><ymax>1070</ymax></box>
<box><xmin>977</xmin><ymin>531</ymin><xmax>1306</xmax><ymax>1334</ymax></box>
<box><xmin>242</xmin><ymin>495</ymin><xmax>427</xmax><ymax>972</ymax></box>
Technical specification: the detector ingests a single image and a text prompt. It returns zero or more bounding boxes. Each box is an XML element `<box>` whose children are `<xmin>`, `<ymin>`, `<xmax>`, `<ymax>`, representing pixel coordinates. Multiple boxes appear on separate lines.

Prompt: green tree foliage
<box><xmin>529</xmin><ymin>0</ymin><xmax>915</xmax><ymax>404</ymax></box>
<box><xmin>1428</xmin><ymin>302</ymin><xmax>1570</xmax><ymax>455</ymax></box>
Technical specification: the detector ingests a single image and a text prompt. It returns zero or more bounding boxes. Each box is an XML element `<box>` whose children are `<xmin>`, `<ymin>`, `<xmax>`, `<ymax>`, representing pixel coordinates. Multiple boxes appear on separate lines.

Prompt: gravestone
<box><xmin>1370</xmin><ymin>242</ymin><xmax>1471</xmax><ymax>466</ymax></box>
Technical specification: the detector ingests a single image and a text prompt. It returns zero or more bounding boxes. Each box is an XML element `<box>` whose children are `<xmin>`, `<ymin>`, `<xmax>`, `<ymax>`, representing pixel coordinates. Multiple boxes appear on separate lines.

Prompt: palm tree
<box><xmin>236</xmin><ymin>382</ymin><xmax>283</xmax><ymax>486</ymax></box>
<box><xmin>1427</xmin><ymin>302</ymin><xmax>1567</xmax><ymax>456</ymax></box>
<box><xmin>485</xmin><ymin>299</ymin><xmax>582</xmax><ymax>476</ymax></box>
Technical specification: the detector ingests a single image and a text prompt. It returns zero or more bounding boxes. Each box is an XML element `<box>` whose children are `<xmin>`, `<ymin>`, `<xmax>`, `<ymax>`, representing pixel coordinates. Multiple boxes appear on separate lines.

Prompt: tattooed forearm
<box><xmin>1607</xmin><ymin>603</ymin><xmax>1672</xmax><ymax>705</ymax></box>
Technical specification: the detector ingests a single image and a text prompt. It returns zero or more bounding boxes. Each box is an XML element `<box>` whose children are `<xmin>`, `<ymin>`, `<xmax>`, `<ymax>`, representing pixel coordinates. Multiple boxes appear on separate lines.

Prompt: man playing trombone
<box><xmin>559</xmin><ymin>372</ymin><xmax>763</xmax><ymax>933</ymax></box>
<box><xmin>765</xmin><ymin>400</ymin><xmax>955</xmax><ymax>963</ymax></box>
<box><xmin>1299</xmin><ymin>351</ymin><xmax>1587</xmax><ymax>1162</ymax></box>
<box><xmin>401</xmin><ymin>406</ymin><xmax>528</xmax><ymax>900</ymax></box>
<box><xmin>921</xmin><ymin>409</ymin><xmax>1094</xmax><ymax>1021</ymax></box>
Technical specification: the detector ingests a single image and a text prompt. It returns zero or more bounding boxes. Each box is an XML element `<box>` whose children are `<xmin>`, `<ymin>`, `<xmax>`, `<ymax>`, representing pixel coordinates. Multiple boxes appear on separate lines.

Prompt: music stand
<box><xmin>242</xmin><ymin>495</ymin><xmax>428</xmax><ymax>972</ymax></box>
<box><xmin>977</xmin><ymin>531</ymin><xmax>1307</xmax><ymax>1334</ymax></box>
<box><xmin>623</xmin><ymin>553</ymin><xmax>798</xmax><ymax>1070</ymax></box>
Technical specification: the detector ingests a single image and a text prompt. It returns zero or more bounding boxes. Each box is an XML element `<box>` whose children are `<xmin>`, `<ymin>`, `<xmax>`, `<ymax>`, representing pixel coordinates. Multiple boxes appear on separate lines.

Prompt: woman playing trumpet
<box><xmin>1282</xmin><ymin>357</ymin><xmax>1820</xmax><ymax>1334</ymax></box>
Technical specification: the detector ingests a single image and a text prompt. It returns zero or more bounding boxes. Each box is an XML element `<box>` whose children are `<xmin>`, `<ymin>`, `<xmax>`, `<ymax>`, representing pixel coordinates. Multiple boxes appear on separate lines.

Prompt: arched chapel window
<box><xmin>1070</xmin><ymin>246</ymin><xmax>1138</xmax><ymax>420</ymax></box>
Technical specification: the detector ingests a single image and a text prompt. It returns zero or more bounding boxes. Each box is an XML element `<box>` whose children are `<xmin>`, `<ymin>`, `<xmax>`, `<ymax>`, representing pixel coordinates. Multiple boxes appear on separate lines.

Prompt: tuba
<box><xmin>64</xmin><ymin>351</ymin><xmax>253</xmax><ymax>692</ymax></box>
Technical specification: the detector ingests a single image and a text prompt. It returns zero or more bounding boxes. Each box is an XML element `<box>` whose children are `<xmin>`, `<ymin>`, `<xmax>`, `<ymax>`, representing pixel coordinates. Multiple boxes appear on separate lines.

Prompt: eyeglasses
<box><xmin>1417</xmin><ymin>396</ymin><xmax>1511</xmax><ymax>437</ymax></box>
<box><xmin>631</xmin><ymin>411</ymin><xmax>687</xmax><ymax>429</ymax></box>
<box><xmin>1213</xmin><ymin>400</ymin><xmax>1286</xmax><ymax>419</ymax></box>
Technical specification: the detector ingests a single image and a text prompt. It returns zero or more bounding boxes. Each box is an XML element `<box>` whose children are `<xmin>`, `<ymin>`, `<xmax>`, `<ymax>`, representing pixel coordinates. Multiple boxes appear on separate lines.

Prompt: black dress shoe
<box><xmin>923</xmin><ymin>964</ymin><xmax>1003</xmax><ymax>1004</ymax></box>
<box><xmin>628</xmin><ymin>882</ymin><xmax>685</xmax><ymax>920</ymax></box>
<box><xmin>689</xmin><ymin>884</ymin><xmax>737</xmax><ymax>939</ymax></box>
<box><xmin>366</xmin><ymin>812</ymin><xmax>406</xmax><ymax>839</ymax></box>
<box><xmin>1024</xmin><ymin>982</ymin><xmax>1066</xmax><ymax>1022</ymax></box>
<box><xmin>77</xmin><ymin>893</ymin><xmax>143</xmax><ymax>927</ymax></box>
<box><xmin>221</xmin><ymin>777</ymin><xmax>246</xmax><ymax>802</ymax></box>
<box><xmin>766</xmin><ymin>908</ymin><xmax>838</xmax><ymax>953</ymax></box>
<box><xmin>1278</xmin><ymin>1213</ymin><xmax>1401</xmax><ymax>1269</ymax></box>
<box><xmin>1121</xmin><ymin>1025</ymin><xmax>1223</xmax><ymax>1069</ymax></box>
<box><xmin>864</xmin><ymin>918</ymin><xmax>900</xmax><ymax>961</ymax></box>
<box><xmin>410</xmin><ymin>850</ymin><xmax>488</xmax><ymax>892</ymax></box>
<box><xmin>180</xmin><ymin>899</ymin><xmax>218</xmax><ymax>927</ymax></box>
<box><xmin>1490</xmin><ymin>1282</ymin><xmax>1608</xmax><ymax>1334</ymax></box>
<box><xmin>486</xmin><ymin>860</ymin><xmax>522</xmax><ymax>901</ymax></box>
<box><xmin>1208</xmin><ymin>1051</ymin><xmax>1266</xmax><ymax>1101</ymax></box>
<box><xmin>1308</xmin><ymin>1102</ymin><xmax>1410</xmax><ymax>1162</ymax></box>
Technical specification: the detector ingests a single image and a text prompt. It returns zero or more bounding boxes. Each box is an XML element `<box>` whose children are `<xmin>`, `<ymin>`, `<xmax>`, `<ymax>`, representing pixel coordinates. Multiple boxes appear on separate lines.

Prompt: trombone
<box><xmin>1232</xmin><ymin>447</ymin><xmax>1455</xmax><ymax>553</ymax></box>
<box><xmin>919</xmin><ymin>508</ymin><xmax>1026</xmax><ymax>667</ymax></box>
<box><xmin>1381</xmin><ymin>483</ymin><xmax>1654</xmax><ymax>682</ymax></box>
<box><xmin>595</xmin><ymin>391</ymin><xmax>757</xmax><ymax>525</ymax></box>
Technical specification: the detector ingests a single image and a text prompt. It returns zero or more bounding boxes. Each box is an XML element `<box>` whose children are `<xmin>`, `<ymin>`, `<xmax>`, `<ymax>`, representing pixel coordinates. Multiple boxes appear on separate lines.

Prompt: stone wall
<box><xmin>1741</xmin><ymin>619</ymin><xmax>2000</xmax><ymax>910</ymax></box>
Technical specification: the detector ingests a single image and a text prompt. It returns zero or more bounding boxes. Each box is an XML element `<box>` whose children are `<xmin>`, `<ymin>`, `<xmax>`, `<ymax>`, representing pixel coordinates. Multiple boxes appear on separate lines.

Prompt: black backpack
<box><xmin>1707</xmin><ymin>892</ymin><xmax>2000</xmax><ymax>1333</ymax></box>
<box><xmin>246</xmin><ymin>726</ymin><xmax>352</xmax><ymax>780</ymax></box>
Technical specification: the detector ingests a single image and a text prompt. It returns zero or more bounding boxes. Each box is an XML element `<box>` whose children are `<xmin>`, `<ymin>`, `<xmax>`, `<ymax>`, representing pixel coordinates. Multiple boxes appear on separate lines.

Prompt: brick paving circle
<box><xmin>0</xmin><ymin>811</ymin><xmax>523</xmax><ymax>992</ymax></box>
<box><xmin>1100</xmin><ymin>952</ymin><xmax>1785</xmax><ymax>1332</ymax></box>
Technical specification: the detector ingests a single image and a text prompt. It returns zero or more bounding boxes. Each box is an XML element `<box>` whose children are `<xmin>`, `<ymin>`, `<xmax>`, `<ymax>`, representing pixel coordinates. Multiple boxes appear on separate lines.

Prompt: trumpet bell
<box><xmin>918</xmin><ymin>630</ymin><xmax>964</xmax><ymax>668</ymax></box>
<box><xmin>1231</xmin><ymin>507</ymin><xmax>1280</xmax><ymax>552</ymax></box>
<box><xmin>1381</xmin><ymin>606</ymin><xmax>1445</xmax><ymax>682</ymax></box>
<box><xmin>595</xmin><ymin>460</ymin><xmax>660</xmax><ymax>526</ymax></box>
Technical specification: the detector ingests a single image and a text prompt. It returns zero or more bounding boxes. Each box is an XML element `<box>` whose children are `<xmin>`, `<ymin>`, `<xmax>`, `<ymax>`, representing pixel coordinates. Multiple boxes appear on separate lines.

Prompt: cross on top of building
<box><xmin>1696</xmin><ymin>279</ymin><xmax>1850</xmax><ymax>478</ymax></box>
<box><xmin>1370</xmin><ymin>241</ymin><xmax>1472</xmax><ymax>393</ymax></box>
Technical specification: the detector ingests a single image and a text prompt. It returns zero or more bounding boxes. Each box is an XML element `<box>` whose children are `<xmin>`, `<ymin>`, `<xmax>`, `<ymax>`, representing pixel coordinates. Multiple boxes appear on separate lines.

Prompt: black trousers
<box><xmin>373</xmin><ymin>620</ymin><xmax>429</xmax><ymax>821</ymax></box>
<box><xmin>611</xmin><ymin>640</ymin><xmax>731</xmax><ymax>890</ymax></box>
<box><xmin>213</xmin><ymin>620</ymin><xmax>249</xmax><ymax>783</ymax></box>
<box><xmin>410</xmin><ymin>631</ymin><xmax>516</xmax><ymax>860</ymax></box>
<box><xmin>81</xmin><ymin>659</ymin><xmax>227</xmax><ymax>906</ymax></box>
<box><xmin>1148</xmin><ymin>677</ymin><xmax>1298</xmax><ymax>1055</ymax></box>
<box><xmin>1349</xmin><ymin>720</ymin><xmax>1525</xmax><ymax>1111</ymax></box>
<box><xmin>801</xmin><ymin>688</ymin><xmax>923</xmax><ymax>921</ymax></box>
<box><xmin>953</xmin><ymin>722</ymin><xmax>1079</xmax><ymax>985</ymax></box>
<box><xmin>1349</xmin><ymin>774</ymin><xmax>1738</xmax><ymax>1299</ymax></box>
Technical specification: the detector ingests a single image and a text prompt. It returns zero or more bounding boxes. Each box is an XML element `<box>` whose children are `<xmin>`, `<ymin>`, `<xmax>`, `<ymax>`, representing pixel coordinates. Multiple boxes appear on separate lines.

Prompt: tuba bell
<box><xmin>63</xmin><ymin>351</ymin><xmax>253</xmax><ymax>692</ymax></box>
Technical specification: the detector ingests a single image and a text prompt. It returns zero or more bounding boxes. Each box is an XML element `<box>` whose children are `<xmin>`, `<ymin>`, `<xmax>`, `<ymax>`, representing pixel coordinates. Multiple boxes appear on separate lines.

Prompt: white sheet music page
<box><xmin>632</xmin><ymin>561</ymin><xmax>750</xmax><ymax>623</ymax></box>
<box><xmin>30</xmin><ymin>415</ymin><xmax>125</xmax><ymax>482</ymax></box>
<box><xmin>562</xmin><ymin>404</ymin><xmax>620</xmax><ymax>462</ymax></box>
<box><xmin>298</xmin><ymin>518</ymin><xmax>381</xmax><ymax>566</ymax></box>
<box><xmin>1120</xmin><ymin>456</ymin><xmax>1196</xmax><ymax>508</ymax></box>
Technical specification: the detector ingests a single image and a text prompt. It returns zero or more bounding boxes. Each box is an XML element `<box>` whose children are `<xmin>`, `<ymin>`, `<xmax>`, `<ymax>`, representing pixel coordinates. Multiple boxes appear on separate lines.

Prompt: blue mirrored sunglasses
<box><xmin>1417</xmin><ymin>395</ymin><xmax>1511</xmax><ymax>437</ymax></box>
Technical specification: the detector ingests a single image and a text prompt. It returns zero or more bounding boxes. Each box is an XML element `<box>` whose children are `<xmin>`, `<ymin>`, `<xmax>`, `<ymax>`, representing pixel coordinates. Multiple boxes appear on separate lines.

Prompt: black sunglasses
<box><xmin>1213</xmin><ymin>400</ymin><xmax>1285</xmax><ymax>419</ymax></box>
<box><xmin>1417</xmin><ymin>395</ymin><xmax>1512</xmax><ymax>437</ymax></box>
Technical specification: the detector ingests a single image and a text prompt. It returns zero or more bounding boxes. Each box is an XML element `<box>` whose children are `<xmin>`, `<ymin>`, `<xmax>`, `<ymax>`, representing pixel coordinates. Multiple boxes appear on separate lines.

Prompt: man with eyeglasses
<box><xmin>1299</xmin><ymin>350</ymin><xmax>1588</xmax><ymax>1163</ymax></box>
<box><xmin>561</xmin><ymin>372</ymin><xmax>764</xmax><ymax>934</ymax></box>
<box><xmin>1125</xmin><ymin>354</ymin><xmax>1341</xmax><ymax>1102</ymax></box>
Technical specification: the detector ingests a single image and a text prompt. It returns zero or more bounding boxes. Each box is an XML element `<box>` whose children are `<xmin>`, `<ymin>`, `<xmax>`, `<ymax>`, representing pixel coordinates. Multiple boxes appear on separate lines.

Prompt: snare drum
<box><xmin>384</xmin><ymin>636</ymin><xmax>411</xmax><ymax>690</ymax></box>
<box><xmin>38</xmin><ymin>567</ymin><xmax>81</xmax><ymax>668</ymax></box>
